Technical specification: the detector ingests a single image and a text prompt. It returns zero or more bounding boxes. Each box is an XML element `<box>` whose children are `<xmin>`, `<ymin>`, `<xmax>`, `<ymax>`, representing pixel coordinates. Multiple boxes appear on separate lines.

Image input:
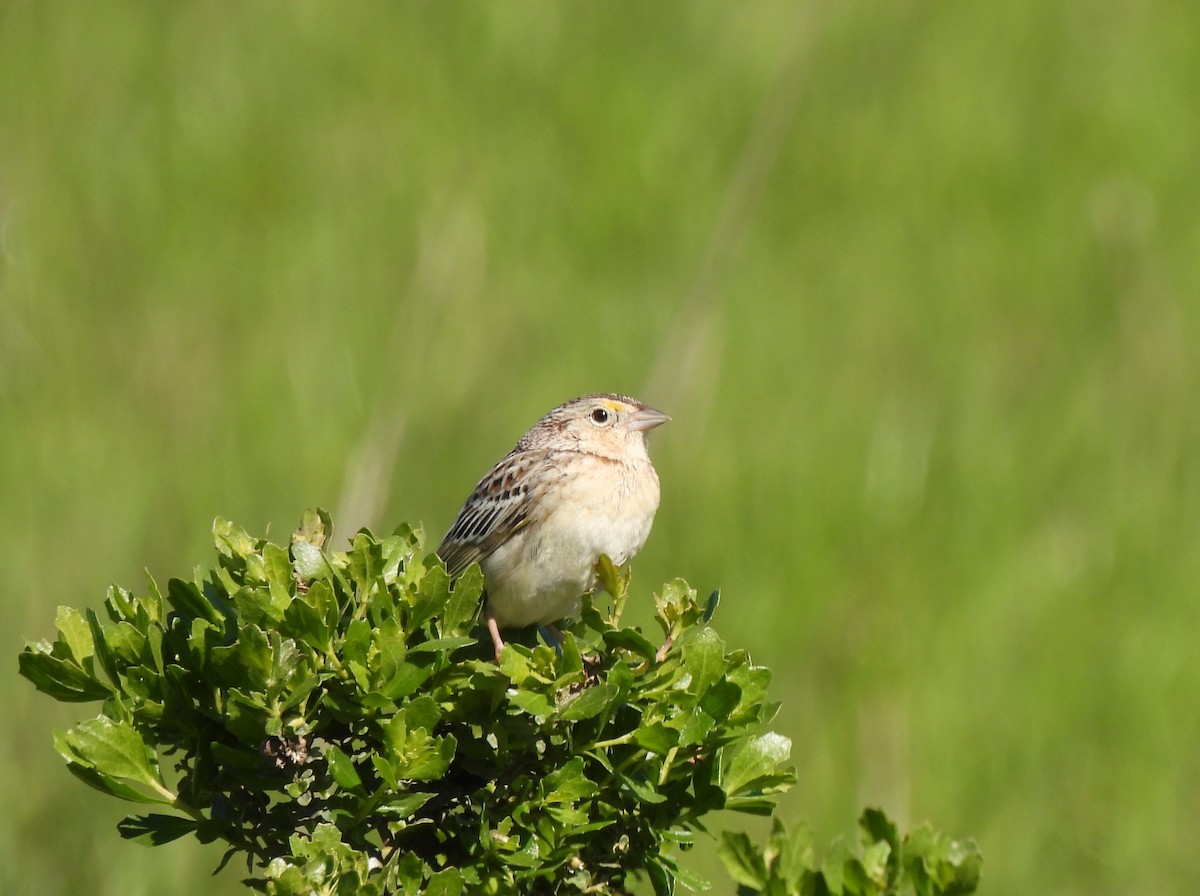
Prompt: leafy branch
<box><xmin>19</xmin><ymin>511</ymin><xmax>980</xmax><ymax>895</ymax></box>
<box><xmin>720</xmin><ymin>811</ymin><xmax>980</xmax><ymax>896</ymax></box>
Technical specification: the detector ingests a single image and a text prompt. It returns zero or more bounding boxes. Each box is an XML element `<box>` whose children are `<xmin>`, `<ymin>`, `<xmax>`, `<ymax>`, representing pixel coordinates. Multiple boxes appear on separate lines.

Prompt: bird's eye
<box><xmin>590</xmin><ymin>407</ymin><xmax>610</xmax><ymax>425</ymax></box>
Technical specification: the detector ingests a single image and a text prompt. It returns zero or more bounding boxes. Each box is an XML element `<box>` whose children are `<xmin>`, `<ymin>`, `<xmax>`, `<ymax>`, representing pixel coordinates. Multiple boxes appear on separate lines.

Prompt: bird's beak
<box><xmin>628</xmin><ymin>405</ymin><xmax>670</xmax><ymax>432</ymax></box>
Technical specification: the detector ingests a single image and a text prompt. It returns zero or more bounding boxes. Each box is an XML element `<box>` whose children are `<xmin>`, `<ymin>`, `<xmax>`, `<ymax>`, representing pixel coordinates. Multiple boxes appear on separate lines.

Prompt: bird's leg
<box><xmin>486</xmin><ymin>605</ymin><xmax>506</xmax><ymax>664</ymax></box>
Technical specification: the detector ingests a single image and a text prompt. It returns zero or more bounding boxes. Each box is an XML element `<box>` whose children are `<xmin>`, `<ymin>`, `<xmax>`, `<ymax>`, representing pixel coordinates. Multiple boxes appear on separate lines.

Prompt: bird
<box><xmin>438</xmin><ymin>393</ymin><xmax>669</xmax><ymax>662</ymax></box>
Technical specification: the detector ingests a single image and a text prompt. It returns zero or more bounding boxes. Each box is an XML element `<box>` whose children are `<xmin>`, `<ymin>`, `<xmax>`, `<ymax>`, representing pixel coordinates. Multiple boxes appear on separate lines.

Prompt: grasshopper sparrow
<box><xmin>438</xmin><ymin>393</ymin><xmax>669</xmax><ymax>661</ymax></box>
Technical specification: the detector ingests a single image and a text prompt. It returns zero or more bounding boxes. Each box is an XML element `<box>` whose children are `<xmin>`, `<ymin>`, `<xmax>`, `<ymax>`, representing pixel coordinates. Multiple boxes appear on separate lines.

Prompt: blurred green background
<box><xmin>3</xmin><ymin>2</ymin><xmax>1198</xmax><ymax>893</ymax></box>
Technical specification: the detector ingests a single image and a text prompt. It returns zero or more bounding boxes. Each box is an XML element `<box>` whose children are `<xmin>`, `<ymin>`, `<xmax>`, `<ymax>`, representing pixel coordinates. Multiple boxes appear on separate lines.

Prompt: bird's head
<box><xmin>528</xmin><ymin>393</ymin><xmax>669</xmax><ymax>459</ymax></box>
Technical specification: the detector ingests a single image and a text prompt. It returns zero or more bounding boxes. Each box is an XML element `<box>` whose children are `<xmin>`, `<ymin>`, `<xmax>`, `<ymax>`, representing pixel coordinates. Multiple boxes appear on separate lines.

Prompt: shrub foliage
<box><xmin>20</xmin><ymin>511</ymin><xmax>979</xmax><ymax>895</ymax></box>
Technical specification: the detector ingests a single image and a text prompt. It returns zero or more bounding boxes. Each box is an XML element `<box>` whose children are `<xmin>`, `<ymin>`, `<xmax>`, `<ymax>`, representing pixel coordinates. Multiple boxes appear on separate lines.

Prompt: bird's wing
<box><xmin>437</xmin><ymin>450</ymin><xmax>564</xmax><ymax>578</ymax></box>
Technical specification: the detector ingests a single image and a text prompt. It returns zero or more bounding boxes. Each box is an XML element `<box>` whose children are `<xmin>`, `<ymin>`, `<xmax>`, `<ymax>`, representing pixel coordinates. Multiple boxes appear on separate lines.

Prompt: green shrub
<box><xmin>19</xmin><ymin>511</ymin><xmax>979</xmax><ymax>895</ymax></box>
<box><xmin>719</xmin><ymin>811</ymin><xmax>981</xmax><ymax>896</ymax></box>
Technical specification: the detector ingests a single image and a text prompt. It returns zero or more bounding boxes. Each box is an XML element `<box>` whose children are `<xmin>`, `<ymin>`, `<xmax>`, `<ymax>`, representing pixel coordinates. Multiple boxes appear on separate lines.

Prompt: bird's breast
<box><xmin>482</xmin><ymin>455</ymin><xmax>660</xmax><ymax>626</ymax></box>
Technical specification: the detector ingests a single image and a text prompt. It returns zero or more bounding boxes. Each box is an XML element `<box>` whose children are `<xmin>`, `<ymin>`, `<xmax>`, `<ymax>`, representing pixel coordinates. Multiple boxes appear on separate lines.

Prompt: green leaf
<box><xmin>405</xmin><ymin>636</ymin><xmax>478</xmax><ymax>655</ymax></box>
<box><xmin>861</xmin><ymin>839</ymin><xmax>893</xmax><ymax>888</ymax></box>
<box><xmin>402</xmin><ymin>735</ymin><xmax>457</xmax><ymax>781</ymax></box>
<box><xmin>720</xmin><ymin>732</ymin><xmax>792</xmax><ymax>798</ymax></box>
<box><xmin>393</xmin><ymin>852</ymin><xmax>426</xmax><ymax>893</ymax></box>
<box><xmin>634</xmin><ymin>723</ymin><xmax>680</xmax><ymax>755</ymax></box>
<box><xmin>662</xmin><ymin>855</ymin><xmax>711</xmax><ymax>893</ymax></box>
<box><xmin>938</xmin><ymin>838</ymin><xmax>983</xmax><ymax>894</ymax></box>
<box><xmin>213</xmin><ymin>517</ymin><xmax>258</xmax><ymax>561</ymax></box>
<box><xmin>103</xmin><ymin>584</ymin><xmax>142</xmax><ymax>625</ymax></box>
<box><xmin>63</xmin><ymin>760</ymin><xmax>173</xmax><ymax>805</ymax></box>
<box><xmin>306</xmin><ymin>821</ymin><xmax>346</xmax><ymax>856</ymax></box>
<box><xmin>681</xmin><ymin>626</ymin><xmax>725</xmax><ymax>697</ymax></box>
<box><xmin>290</xmin><ymin>539</ymin><xmax>327</xmax><ymax>582</ymax></box>
<box><xmin>676</xmin><ymin>707</ymin><xmax>717</xmax><ymax>746</ymax></box>
<box><xmin>305</xmin><ymin>579</ymin><xmax>340</xmax><ymax>639</ymax></box>
<box><xmin>232</xmin><ymin>584</ymin><xmax>290</xmax><ymax>628</ymax></box>
<box><xmin>442</xmin><ymin>564</ymin><xmax>483</xmax><ymax>633</ymax></box>
<box><xmin>284</xmin><ymin>590</ymin><xmax>332</xmax><ymax>649</ymax></box>
<box><xmin>654</xmin><ymin>578</ymin><xmax>700</xmax><ymax>635</ymax></box>
<box><xmin>699</xmin><ymin>679</ymin><xmax>741</xmax><ymax>724</ymax></box>
<box><xmin>409</xmin><ymin>564</ymin><xmax>450</xmax><ymax>629</ymax></box>
<box><xmin>558</xmin><ymin>682</ymin><xmax>620</xmax><ymax>721</ymax></box>
<box><xmin>293</xmin><ymin>508</ymin><xmax>332</xmax><ymax>549</ymax></box>
<box><xmin>376</xmin><ymin>791</ymin><xmax>435</xmax><ymax>819</ymax></box>
<box><xmin>565</xmin><ymin>629</ymin><xmax>592</xmax><ymax>671</ymax></box>
<box><xmin>773</xmin><ymin>818</ymin><xmax>818</xmax><ymax>886</ymax></box>
<box><xmin>607</xmin><ymin>659</ymin><xmax>635</xmax><ymax>704</ymax></box>
<box><xmin>497</xmin><ymin>832</ymin><xmax>541</xmax><ymax>868</ymax></box>
<box><xmin>726</xmin><ymin>662</ymin><xmax>773</xmax><ymax>725</ymax></box>
<box><xmin>214</xmin><ymin>623</ymin><xmax>272</xmax><ymax>690</ymax></box>
<box><xmin>224</xmin><ymin>687</ymin><xmax>271</xmax><ymax>742</ymax></box>
<box><xmin>661</xmin><ymin>829</ymin><xmax>697</xmax><ymax>845</ymax></box>
<box><xmin>861</xmin><ymin>807</ymin><xmax>899</xmax><ymax>850</ymax></box>
<box><xmin>343</xmin><ymin>618</ymin><xmax>372</xmax><ymax>668</ymax></box>
<box><xmin>104</xmin><ymin>621</ymin><xmax>147</xmax><ymax>665</ymax></box>
<box><xmin>59</xmin><ymin>718</ymin><xmax>166</xmax><ymax>793</ymax></box>
<box><xmin>86</xmin><ymin>609</ymin><xmax>122</xmax><ymax>688</ymax></box>
<box><xmin>646</xmin><ymin>857</ymin><xmax>674</xmax><ymax>896</ymax></box>
<box><xmin>499</xmin><ymin>644</ymin><xmax>532</xmax><ymax>682</ymax></box>
<box><xmin>602</xmin><ymin>627</ymin><xmax>658</xmax><ymax>660</ymax></box>
<box><xmin>509</xmin><ymin>688</ymin><xmax>556</xmax><ymax>718</ymax></box>
<box><xmin>290</xmin><ymin>509</ymin><xmax>333</xmax><ymax>580</ymax></box>
<box><xmin>402</xmin><ymin>695</ymin><xmax>442</xmax><ymax>733</ymax></box>
<box><xmin>860</xmin><ymin>807</ymin><xmax>900</xmax><ymax>885</ymax></box>
<box><xmin>18</xmin><ymin>649</ymin><xmax>112</xmax><ymax>702</ymax></box>
<box><xmin>623</xmin><ymin>774</ymin><xmax>669</xmax><ymax>804</ymax></box>
<box><xmin>542</xmin><ymin>758</ymin><xmax>599</xmax><ymax>803</ymax></box>
<box><xmin>381</xmin><ymin>528</ymin><xmax>419</xmax><ymax>583</ymax></box>
<box><xmin>902</xmin><ymin>823</ymin><xmax>982</xmax><ymax>896</ymax></box>
<box><xmin>423</xmin><ymin>867</ymin><xmax>464</xmax><ymax>896</ymax></box>
<box><xmin>594</xmin><ymin>552</ymin><xmax>622</xmax><ymax>598</ymax></box>
<box><xmin>265</xmin><ymin>863</ymin><xmax>309</xmax><ymax>896</ymax></box>
<box><xmin>578</xmin><ymin>593</ymin><xmax>609</xmax><ymax>632</ymax></box>
<box><xmin>842</xmin><ymin>855</ymin><xmax>875</xmax><ymax>894</ymax></box>
<box><xmin>323</xmin><ymin>745</ymin><xmax>364</xmax><ymax>794</ymax></box>
<box><xmin>263</xmin><ymin>541</ymin><xmax>295</xmax><ymax>587</ymax></box>
<box><xmin>166</xmin><ymin>577</ymin><xmax>220</xmax><ymax>624</ymax></box>
<box><xmin>348</xmin><ymin>530</ymin><xmax>386</xmax><ymax>596</ymax></box>
<box><xmin>55</xmin><ymin>606</ymin><xmax>95</xmax><ymax>663</ymax></box>
<box><xmin>60</xmin><ymin>718</ymin><xmax>159</xmax><ymax>784</ymax></box>
<box><xmin>118</xmin><ymin>813</ymin><xmax>199</xmax><ymax>846</ymax></box>
<box><xmin>370</xmin><ymin>752</ymin><xmax>399</xmax><ymax>790</ymax></box>
<box><xmin>380</xmin><ymin>661</ymin><xmax>432</xmax><ymax>700</ymax></box>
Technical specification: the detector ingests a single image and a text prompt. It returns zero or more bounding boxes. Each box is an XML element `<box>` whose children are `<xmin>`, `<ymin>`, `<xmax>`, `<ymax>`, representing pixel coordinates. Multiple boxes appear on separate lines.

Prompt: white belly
<box><xmin>481</xmin><ymin>458</ymin><xmax>659</xmax><ymax>627</ymax></box>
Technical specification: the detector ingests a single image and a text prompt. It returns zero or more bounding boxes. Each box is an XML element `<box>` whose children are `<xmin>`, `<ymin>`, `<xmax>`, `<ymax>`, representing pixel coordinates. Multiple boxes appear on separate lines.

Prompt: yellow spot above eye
<box><xmin>603</xmin><ymin>401</ymin><xmax>622</xmax><ymax>413</ymax></box>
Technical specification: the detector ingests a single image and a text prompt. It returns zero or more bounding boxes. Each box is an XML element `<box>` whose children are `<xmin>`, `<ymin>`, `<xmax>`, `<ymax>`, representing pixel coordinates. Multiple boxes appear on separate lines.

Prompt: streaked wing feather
<box><xmin>437</xmin><ymin>451</ymin><xmax>560</xmax><ymax>578</ymax></box>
